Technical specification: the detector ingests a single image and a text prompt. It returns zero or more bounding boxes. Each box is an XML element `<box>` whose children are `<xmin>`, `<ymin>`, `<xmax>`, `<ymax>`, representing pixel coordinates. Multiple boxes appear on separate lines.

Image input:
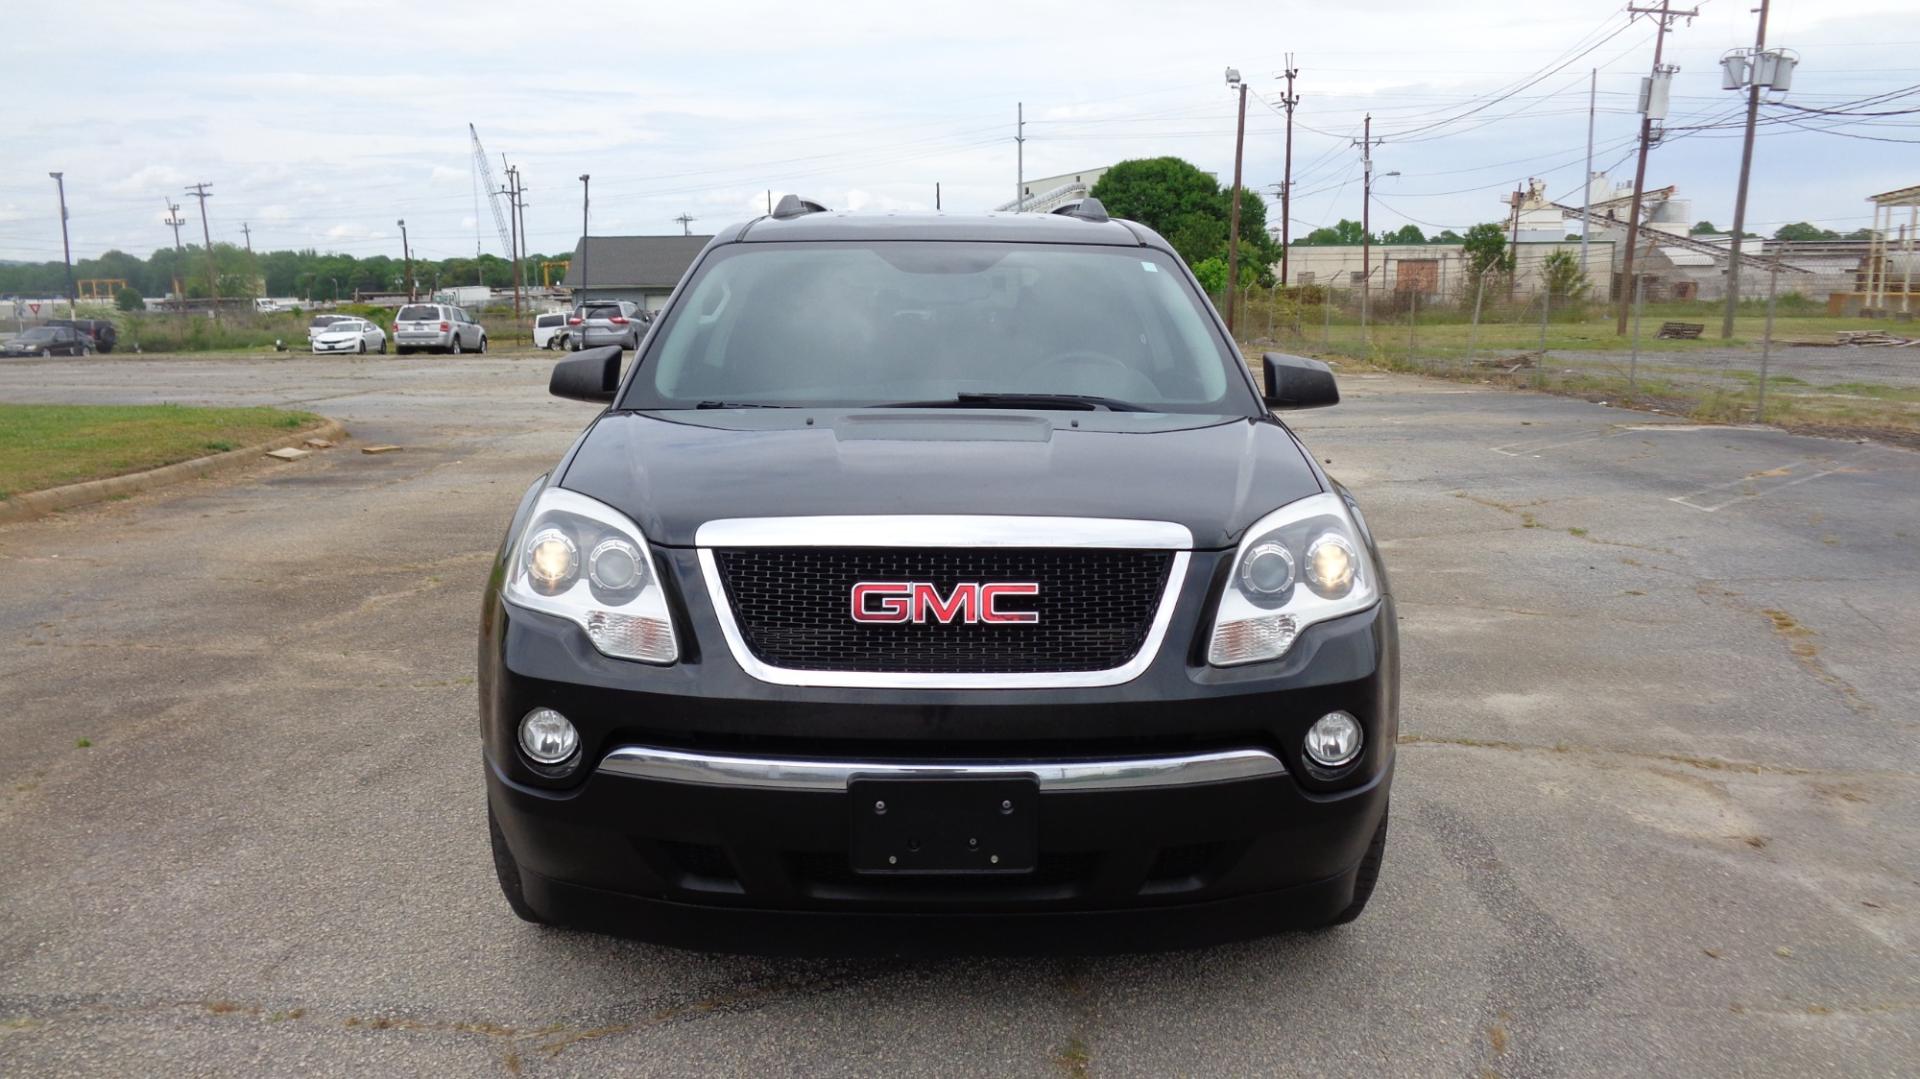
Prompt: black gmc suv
<box><xmin>479</xmin><ymin>196</ymin><xmax>1397</xmax><ymax>954</ymax></box>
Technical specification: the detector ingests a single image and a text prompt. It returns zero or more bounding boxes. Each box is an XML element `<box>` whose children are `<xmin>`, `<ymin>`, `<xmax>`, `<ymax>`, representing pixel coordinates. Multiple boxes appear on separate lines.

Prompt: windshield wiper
<box><xmin>876</xmin><ymin>392</ymin><xmax>1147</xmax><ymax>412</ymax></box>
<box><xmin>693</xmin><ymin>400</ymin><xmax>793</xmax><ymax>410</ymax></box>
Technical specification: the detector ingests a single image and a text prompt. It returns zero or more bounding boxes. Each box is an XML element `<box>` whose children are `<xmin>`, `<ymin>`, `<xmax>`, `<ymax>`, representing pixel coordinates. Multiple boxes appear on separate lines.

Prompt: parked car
<box><xmin>480</xmin><ymin>197</ymin><xmax>1396</xmax><ymax>954</ymax></box>
<box><xmin>46</xmin><ymin>318</ymin><xmax>117</xmax><ymax>353</ymax></box>
<box><xmin>310</xmin><ymin>317</ymin><xmax>387</xmax><ymax>355</ymax></box>
<box><xmin>533</xmin><ymin>312</ymin><xmax>569</xmax><ymax>351</ymax></box>
<box><xmin>566</xmin><ymin>300</ymin><xmax>644</xmax><ymax>351</ymax></box>
<box><xmin>307</xmin><ymin>314</ymin><xmax>351</xmax><ymax>347</ymax></box>
<box><xmin>393</xmin><ymin>303</ymin><xmax>486</xmax><ymax>355</ymax></box>
<box><xmin>2</xmin><ymin>325</ymin><xmax>95</xmax><ymax>357</ymax></box>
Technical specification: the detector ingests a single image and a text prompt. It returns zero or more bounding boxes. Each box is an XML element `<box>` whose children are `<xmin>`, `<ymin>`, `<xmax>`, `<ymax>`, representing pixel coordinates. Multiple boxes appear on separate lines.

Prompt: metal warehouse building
<box><xmin>564</xmin><ymin>235</ymin><xmax>712</xmax><ymax>311</ymax></box>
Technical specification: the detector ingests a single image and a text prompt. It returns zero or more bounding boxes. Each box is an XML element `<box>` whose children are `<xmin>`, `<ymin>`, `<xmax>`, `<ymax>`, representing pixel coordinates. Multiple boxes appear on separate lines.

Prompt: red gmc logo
<box><xmin>850</xmin><ymin>581</ymin><xmax>1040</xmax><ymax>624</ymax></box>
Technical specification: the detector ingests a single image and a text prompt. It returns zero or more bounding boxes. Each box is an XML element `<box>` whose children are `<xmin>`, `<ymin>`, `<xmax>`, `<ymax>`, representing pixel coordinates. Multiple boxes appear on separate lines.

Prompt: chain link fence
<box><xmin>1220</xmin><ymin>269</ymin><xmax>1919</xmax><ymax>442</ymax></box>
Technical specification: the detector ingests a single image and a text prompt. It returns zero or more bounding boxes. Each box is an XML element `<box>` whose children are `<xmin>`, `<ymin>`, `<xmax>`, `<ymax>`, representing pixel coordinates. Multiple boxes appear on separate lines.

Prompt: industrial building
<box><xmin>1284</xmin><ymin>240</ymin><xmax>1613</xmax><ymax>303</ymax></box>
<box><xmin>997</xmin><ymin>166</ymin><xmax>1111</xmax><ymax>214</ymax></box>
<box><xmin>563</xmin><ymin>235</ymin><xmax>712</xmax><ymax>311</ymax></box>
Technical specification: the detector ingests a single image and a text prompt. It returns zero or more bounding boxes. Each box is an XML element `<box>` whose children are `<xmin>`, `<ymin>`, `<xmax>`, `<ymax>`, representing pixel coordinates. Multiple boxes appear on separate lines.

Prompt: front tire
<box><xmin>488</xmin><ymin>802</ymin><xmax>550</xmax><ymax>925</ymax></box>
<box><xmin>378</xmin><ymin>339</ymin><xmax>387</xmax><ymax>354</ymax></box>
<box><xmin>358</xmin><ymin>340</ymin><xmax>367</xmax><ymax>354</ymax></box>
<box><xmin>1320</xmin><ymin>804</ymin><xmax>1388</xmax><ymax>927</ymax></box>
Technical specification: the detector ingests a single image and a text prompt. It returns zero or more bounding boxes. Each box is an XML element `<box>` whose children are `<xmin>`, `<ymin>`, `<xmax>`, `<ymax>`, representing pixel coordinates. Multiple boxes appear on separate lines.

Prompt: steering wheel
<box><xmin>1029</xmin><ymin>349</ymin><xmax>1157</xmax><ymax>399</ymax></box>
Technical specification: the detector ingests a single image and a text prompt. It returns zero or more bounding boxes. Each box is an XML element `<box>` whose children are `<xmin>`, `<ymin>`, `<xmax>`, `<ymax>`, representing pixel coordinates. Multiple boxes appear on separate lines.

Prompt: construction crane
<box><xmin>469</xmin><ymin>124</ymin><xmax>514</xmax><ymax>259</ymax></box>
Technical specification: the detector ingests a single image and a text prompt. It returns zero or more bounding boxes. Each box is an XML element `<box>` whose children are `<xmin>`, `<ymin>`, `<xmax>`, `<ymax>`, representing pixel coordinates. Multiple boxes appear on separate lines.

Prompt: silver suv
<box><xmin>567</xmin><ymin>300</ymin><xmax>646</xmax><ymax>351</ymax></box>
<box><xmin>394</xmin><ymin>304</ymin><xmax>487</xmax><ymax>355</ymax></box>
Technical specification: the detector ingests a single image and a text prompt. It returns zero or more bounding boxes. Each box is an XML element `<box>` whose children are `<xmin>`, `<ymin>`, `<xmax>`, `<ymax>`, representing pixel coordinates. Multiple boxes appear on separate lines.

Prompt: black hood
<box><xmin>559</xmin><ymin>409</ymin><xmax>1323</xmax><ymax>550</ymax></box>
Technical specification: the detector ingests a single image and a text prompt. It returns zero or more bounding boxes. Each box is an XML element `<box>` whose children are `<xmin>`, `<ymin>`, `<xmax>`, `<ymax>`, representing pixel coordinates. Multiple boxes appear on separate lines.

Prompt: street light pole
<box><xmin>1224</xmin><ymin>68</ymin><xmax>1249</xmax><ymax>335</ymax></box>
<box><xmin>49</xmin><ymin>172</ymin><xmax>75</xmax><ymax>317</ymax></box>
<box><xmin>578</xmin><ymin>174</ymin><xmax>591</xmax><ymax>304</ymax></box>
<box><xmin>397</xmin><ymin>219</ymin><xmax>413</xmax><ymax>301</ymax></box>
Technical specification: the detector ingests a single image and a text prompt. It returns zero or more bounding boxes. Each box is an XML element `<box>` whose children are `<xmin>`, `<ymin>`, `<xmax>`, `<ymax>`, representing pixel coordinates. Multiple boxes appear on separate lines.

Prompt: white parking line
<box><xmin>1490</xmin><ymin>428</ymin><xmax>1627</xmax><ymax>457</ymax></box>
<box><xmin>1668</xmin><ymin>448</ymin><xmax>1880</xmax><ymax>512</ymax></box>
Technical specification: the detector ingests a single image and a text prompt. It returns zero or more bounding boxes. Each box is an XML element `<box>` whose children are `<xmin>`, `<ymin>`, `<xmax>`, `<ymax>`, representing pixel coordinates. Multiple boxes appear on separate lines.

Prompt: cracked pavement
<box><xmin>1</xmin><ymin>354</ymin><xmax>1915</xmax><ymax>1076</ymax></box>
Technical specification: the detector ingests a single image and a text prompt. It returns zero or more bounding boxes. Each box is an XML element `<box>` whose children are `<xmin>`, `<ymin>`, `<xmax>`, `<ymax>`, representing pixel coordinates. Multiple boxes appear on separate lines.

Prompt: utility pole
<box><xmin>241</xmin><ymin>221</ymin><xmax>252</xmax><ymax>255</ymax></box>
<box><xmin>1356</xmin><ymin>114</ymin><xmax>1381</xmax><ymax>329</ymax></box>
<box><xmin>185</xmin><ymin>182</ymin><xmax>219</xmax><ymax>321</ymax></box>
<box><xmin>49</xmin><ymin>172</ymin><xmax>75</xmax><ymax>316</ymax></box>
<box><xmin>1225</xmin><ymin>68</ymin><xmax>1249</xmax><ymax>335</ymax></box>
<box><xmin>674</xmin><ymin>212</ymin><xmax>697</xmax><ymax>236</ymax></box>
<box><xmin>501</xmin><ymin>166</ymin><xmax>525</xmax><ymax>316</ymax></box>
<box><xmin>1015</xmin><ymin>102</ymin><xmax>1025</xmax><ymax>210</ymax></box>
<box><xmin>502</xmin><ymin>170</ymin><xmax>518</xmax><ymax>305</ymax></box>
<box><xmin>514</xmin><ymin>174</ymin><xmax>529</xmax><ymax>300</ymax></box>
<box><xmin>1509</xmin><ymin>182</ymin><xmax>1524</xmax><ymax>301</ymax></box>
<box><xmin>578</xmin><ymin>174</ymin><xmax>590</xmax><ymax>304</ymax></box>
<box><xmin>1278</xmin><ymin>57</ymin><xmax>1299</xmax><ymax>286</ymax></box>
<box><xmin>163</xmin><ymin>199</ymin><xmax>187</xmax><ymax>303</ymax></box>
<box><xmin>936</xmin><ymin>182</ymin><xmax>941</xmax><ymax>211</ymax></box>
<box><xmin>1720</xmin><ymin>0</ymin><xmax>1772</xmax><ymax>339</ymax></box>
<box><xmin>1581</xmin><ymin>68</ymin><xmax>1596</xmax><ymax>276</ymax></box>
<box><xmin>397</xmin><ymin>219</ymin><xmax>413</xmax><ymax>301</ymax></box>
<box><xmin>1618</xmin><ymin>0</ymin><xmax>1698</xmax><ymax>334</ymax></box>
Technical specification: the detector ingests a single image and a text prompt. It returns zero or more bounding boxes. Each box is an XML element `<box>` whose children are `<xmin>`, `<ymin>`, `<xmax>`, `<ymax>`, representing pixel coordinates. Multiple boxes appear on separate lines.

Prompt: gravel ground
<box><xmin>1</xmin><ymin>353</ymin><xmax>1915</xmax><ymax>1076</ymax></box>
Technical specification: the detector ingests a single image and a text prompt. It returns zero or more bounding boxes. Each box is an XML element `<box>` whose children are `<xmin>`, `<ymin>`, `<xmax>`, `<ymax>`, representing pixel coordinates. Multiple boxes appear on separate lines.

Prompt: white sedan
<box><xmin>310</xmin><ymin>318</ymin><xmax>387</xmax><ymax>355</ymax></box>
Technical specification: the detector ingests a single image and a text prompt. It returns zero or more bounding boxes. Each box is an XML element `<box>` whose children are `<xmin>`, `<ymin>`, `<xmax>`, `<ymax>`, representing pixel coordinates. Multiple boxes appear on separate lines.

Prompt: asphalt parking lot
<box><xmin>2</xmin><ymin>353</ymin><xmax>1916</xmax><ymax>1076</ymax></box>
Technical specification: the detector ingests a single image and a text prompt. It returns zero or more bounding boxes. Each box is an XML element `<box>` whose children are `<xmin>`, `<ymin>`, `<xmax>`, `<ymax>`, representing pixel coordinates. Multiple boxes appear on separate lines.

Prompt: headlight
<box><xmin>1208</xmin><ymin>491</ymin><xmax>1379</xmax><ymax>666</ymax></box>
<box><xmin>503</xmin><ymin>488</ymin><xmax>678</xmax><ymax>663</ymax></box>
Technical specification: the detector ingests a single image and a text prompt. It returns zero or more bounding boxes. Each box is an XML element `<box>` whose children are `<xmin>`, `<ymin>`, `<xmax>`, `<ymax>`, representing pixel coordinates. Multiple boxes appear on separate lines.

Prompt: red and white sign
<box><xmin>27</xmin><ymin>303</ymin><xmax>40</xmax><ymax>314</ymax></box>
<box><xmin>851</xmin><ymin>581</ymin><xmax>1040</xmax><ymax>625</ymax></box>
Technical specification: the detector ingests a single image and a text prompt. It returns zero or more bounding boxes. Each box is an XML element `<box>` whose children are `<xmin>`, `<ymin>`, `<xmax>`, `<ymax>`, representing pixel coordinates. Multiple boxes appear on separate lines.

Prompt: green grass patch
<box><xmin>0</xmin><ymin>403</ymin><xmax>322</xmax><ymax>499</ymax></box>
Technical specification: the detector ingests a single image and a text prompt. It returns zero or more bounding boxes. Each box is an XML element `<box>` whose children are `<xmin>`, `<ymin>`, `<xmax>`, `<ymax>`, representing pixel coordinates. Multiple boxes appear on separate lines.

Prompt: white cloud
<box><xmin>1</xmin><ymin>0</ymin><xmax>1913</xmax><ymax>260</ymax></box>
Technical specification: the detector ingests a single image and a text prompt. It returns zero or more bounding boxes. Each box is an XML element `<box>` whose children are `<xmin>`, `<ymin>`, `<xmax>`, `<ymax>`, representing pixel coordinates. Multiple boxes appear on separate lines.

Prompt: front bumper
<box><xmin>480</xmin><ymin>544</ymin><xmax>1398</xmax><ymax>952</ymax></box>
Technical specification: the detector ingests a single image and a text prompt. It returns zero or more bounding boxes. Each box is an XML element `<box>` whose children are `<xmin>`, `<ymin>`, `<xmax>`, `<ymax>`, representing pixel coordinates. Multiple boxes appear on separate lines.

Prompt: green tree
<box><xmin>1434</xmin><ymin>229</ymin><xmax>1464</xmax><ymax>243</ymax></box>
<box><xmin>1773</xmin><ymin>221</ymin><xmax>1840</xmax><ymax>242</ymax></box>
<box><xmin>114</xmin><ymin>286</ymin><xmax>144</xmax><ymax>312</ymax></box>
<box><xmin>1190</xmin><ymin>256</ymin><xmax>1228</xmax><ymax>296</ymax></box>
<box><xmin>1539</xmin><ymin>250</ymin><xmax>1589</xmax><ymax>302</ymax></box>
<box><xmin>1091</xmin><ymin>156</ymin><xmax>1280</xmax><ymax>284</ymax></box>
<box><xmin>1298</xmin><ymin>219</ymin><xmax>1366</xmax><ymax>246</ymax></box>
<box><xmin>1689</xmin><ymin>220</ymin><xmax>1719</xmax><ymax>235</ymax></box>
<box><xmin>1382</xmin><ymin>224</ymin><xmax>1426</xmax><ymax>244</ymax></box>
<box><xmin>1461</xmin><ymin>222</ymin><xmax>1513</xmax><ymax>278</ymax></box>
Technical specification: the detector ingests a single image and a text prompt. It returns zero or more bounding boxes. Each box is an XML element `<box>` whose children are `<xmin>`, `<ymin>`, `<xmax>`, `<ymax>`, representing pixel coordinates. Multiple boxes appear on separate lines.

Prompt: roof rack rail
<box><xmin>1050</xmin><ymin>197</ymin><xmax>1110</xmax><ymax>223</ymax></box>
<box><xmin>771</xmin><ymin>194</ymin><xmax>830</xmax><ymax>220</ymax></box>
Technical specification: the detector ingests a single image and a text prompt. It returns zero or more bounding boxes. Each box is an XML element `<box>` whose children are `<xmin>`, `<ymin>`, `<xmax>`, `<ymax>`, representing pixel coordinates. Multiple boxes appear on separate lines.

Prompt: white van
<box><xmin>533</xmin><ymin>312</ymin><xmax>569</xmax><ymax>351</ymax></box>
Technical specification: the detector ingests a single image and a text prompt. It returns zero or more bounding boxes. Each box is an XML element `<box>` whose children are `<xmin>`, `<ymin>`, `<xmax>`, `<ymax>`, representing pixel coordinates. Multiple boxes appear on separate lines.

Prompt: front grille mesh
<box><xmin>713</xmin><ymin>548</ymin><xmax>1172</xmax><ymax>673</ymax></box>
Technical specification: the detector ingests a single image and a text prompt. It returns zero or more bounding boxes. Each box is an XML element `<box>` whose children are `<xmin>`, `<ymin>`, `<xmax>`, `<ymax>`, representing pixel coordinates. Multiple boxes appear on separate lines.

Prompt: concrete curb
<box><xmin>0</xmin><ymin>419</ymin><xmax>349</xmax><ymax>525</ymax></box>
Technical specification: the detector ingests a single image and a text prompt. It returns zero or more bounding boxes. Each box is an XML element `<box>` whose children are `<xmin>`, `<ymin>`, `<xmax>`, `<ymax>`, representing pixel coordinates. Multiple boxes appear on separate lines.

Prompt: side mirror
<box><xmin>550</xmin><ymin>345</ymin><xmax>622</xmax><ymax>403</ymax></box>
<box><xmin>1261</xmin><ymin>352</ymin><xmax>1339</xmax><ymax>410</ymax></box>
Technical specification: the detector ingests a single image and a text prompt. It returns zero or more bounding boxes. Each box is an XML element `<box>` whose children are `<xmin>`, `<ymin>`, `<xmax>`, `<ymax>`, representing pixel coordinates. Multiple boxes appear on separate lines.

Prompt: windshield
<box><xmin>19</xmin><ymin>327</ymin><xmax>59</xmax><ymax>341</ymax></box>
<box><xmin>622</xmin><ymin>242</ymin><xmax>1248</xmax><ymax>414</ymax></box>
<box><xmin>397</xmin><ymin>305</ymin><xmax>441</xmax><ymax>321</ymax></box>
<box><xmin>582</xmin><ymin>305</ymin><xmax>626</xmax><ymax>320</ymax></box>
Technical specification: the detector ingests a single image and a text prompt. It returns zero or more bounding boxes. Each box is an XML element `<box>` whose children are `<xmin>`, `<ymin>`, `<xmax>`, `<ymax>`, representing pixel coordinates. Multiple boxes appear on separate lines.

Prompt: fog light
<box><xmin>1304</xmin><ymin>711</ymin><xmax>1362</xmax><ymax>769</ymax></box>
<box><xmin>519</xmin><ymin>707</ymin><xmax>578</xmax><ymax>765</ymax></box>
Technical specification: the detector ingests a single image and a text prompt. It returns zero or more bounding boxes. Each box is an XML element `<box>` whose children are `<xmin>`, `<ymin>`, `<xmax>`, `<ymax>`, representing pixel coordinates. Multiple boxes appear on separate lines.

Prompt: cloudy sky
<box><xmin>3</xmin><ymin>0</ymin><xmax>1915</xmax><ymax>265</ymax></box>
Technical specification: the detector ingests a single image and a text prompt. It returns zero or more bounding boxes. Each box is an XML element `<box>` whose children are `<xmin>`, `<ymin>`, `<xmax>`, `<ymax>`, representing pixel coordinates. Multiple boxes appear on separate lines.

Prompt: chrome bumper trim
<box><xmin>597</xmin><ymin>745</ymin><xmax>1286</xmax><ymax>792</ymax></box>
